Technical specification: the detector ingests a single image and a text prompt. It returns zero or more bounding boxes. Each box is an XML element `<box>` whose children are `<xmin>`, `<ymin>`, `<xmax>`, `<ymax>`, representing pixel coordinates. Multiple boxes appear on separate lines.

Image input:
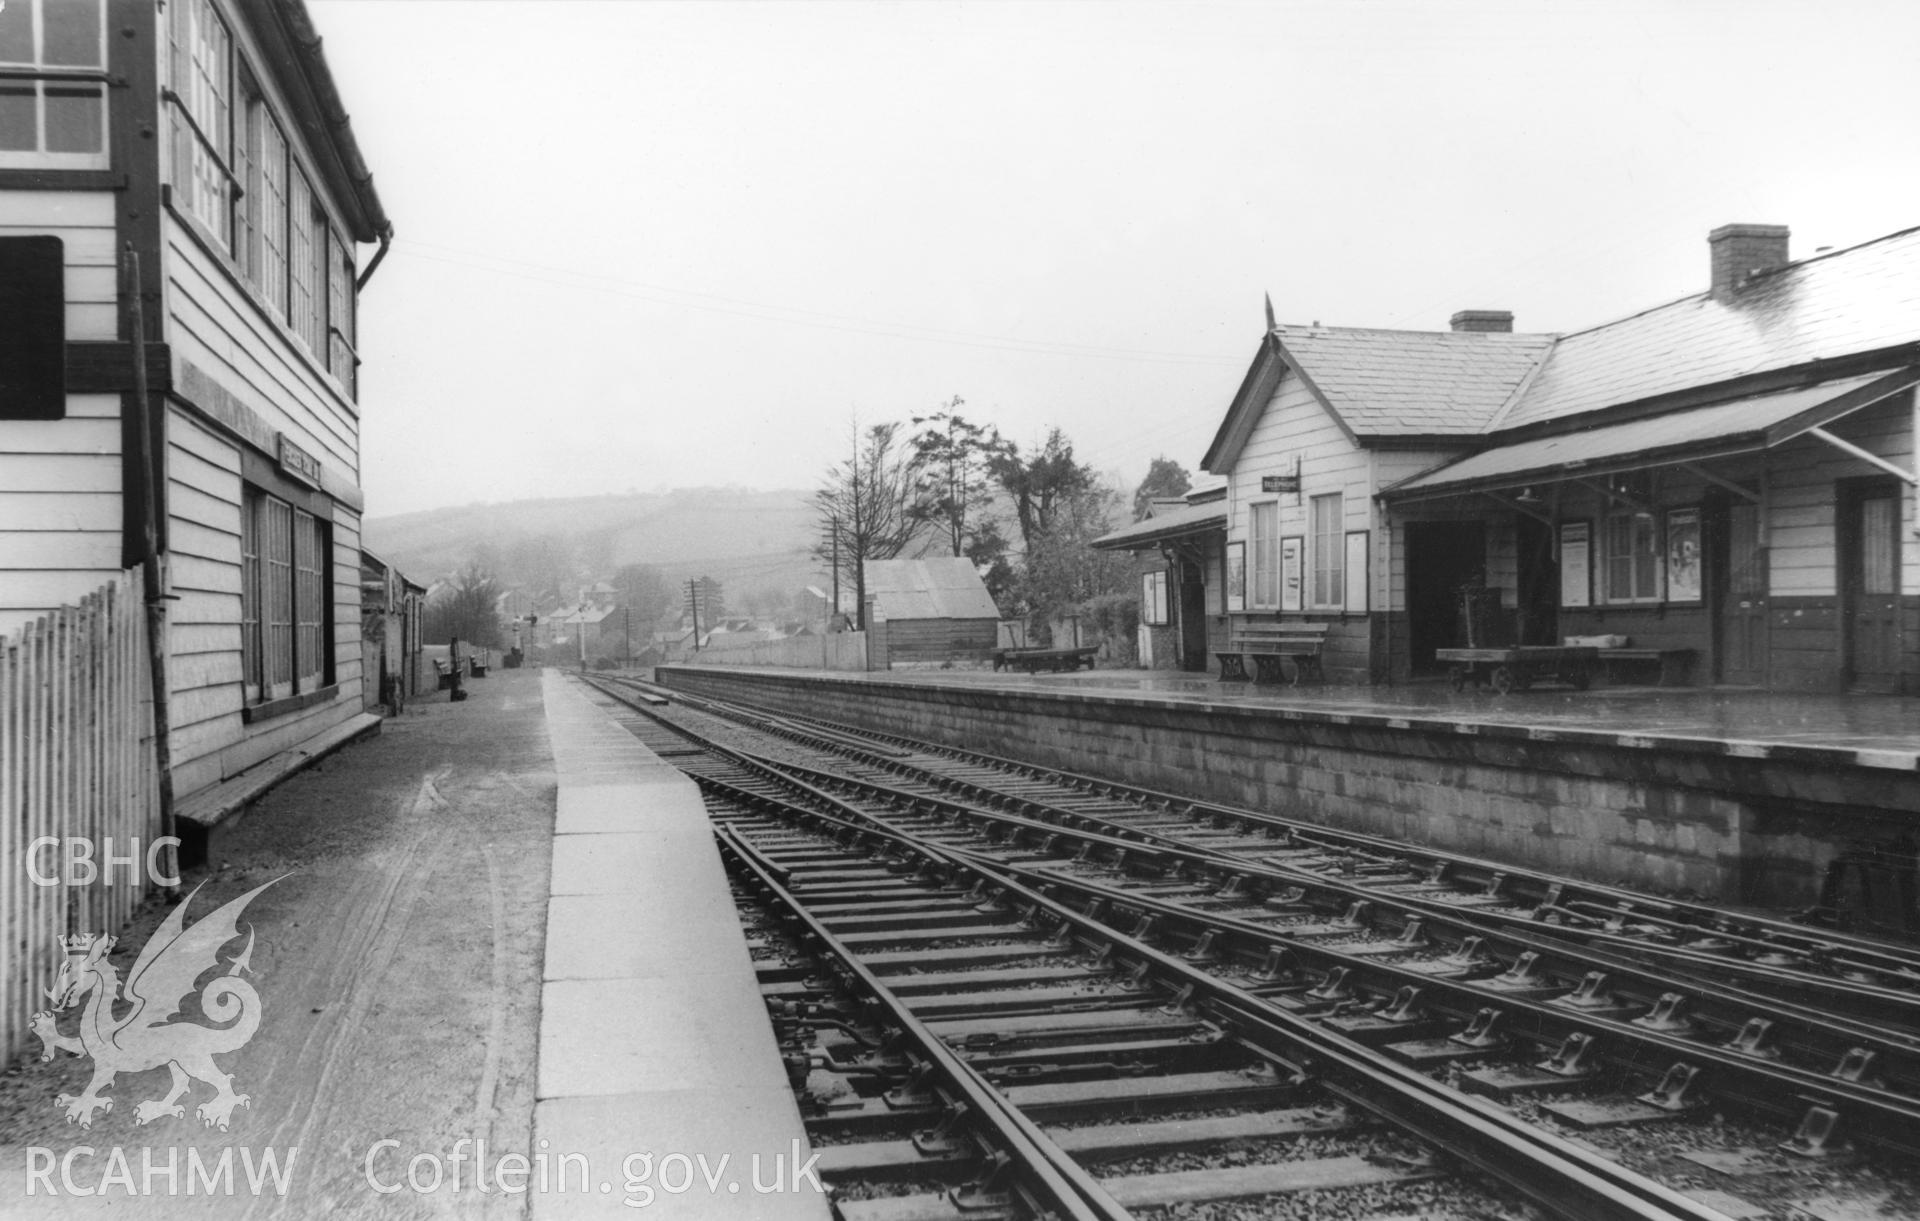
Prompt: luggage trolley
<box><xmin>1434</xmin><ymin>646</ymin><xmax>1599</xmax><ymax>695</ymax></box>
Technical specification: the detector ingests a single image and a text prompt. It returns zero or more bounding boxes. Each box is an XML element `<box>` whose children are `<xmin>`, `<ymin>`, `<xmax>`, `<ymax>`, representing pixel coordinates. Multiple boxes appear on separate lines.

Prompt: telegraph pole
<box><xmin>687</xmin><ymin>578</ymin><xmax>702</xmax><ymax>652</ymax></box>
<box><xmin>830</xmin><ymin>515</ymin><xmax>840</xmax><ymax>626</ymax></box>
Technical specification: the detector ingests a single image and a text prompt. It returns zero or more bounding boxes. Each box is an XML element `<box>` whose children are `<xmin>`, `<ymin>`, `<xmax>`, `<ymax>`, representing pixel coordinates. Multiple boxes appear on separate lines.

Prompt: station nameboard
<box><xmin>276</xmin><ymin>434</ymin><xmax>323</xmax><ymax>488</ymax></box>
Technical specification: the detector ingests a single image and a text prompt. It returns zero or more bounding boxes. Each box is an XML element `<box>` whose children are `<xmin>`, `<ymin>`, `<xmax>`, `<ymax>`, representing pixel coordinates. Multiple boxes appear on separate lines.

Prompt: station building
<box><xmin>0</xmin><ymin>0</ymin><xmax>391</xmax><ymax>800</ymax></box>
<box><xmin>1105</xmin><ymin>223</ymin><xmax>1920</xmax><ymax>694</ymax></box>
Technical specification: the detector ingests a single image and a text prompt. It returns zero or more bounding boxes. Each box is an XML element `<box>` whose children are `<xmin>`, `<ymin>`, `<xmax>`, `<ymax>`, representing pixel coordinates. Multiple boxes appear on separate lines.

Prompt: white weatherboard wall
<box><xmin>1225</xmin><ymin>371</ymin><xmax>1374</xmax><ymax>608</ymax></box>
<box><xmin>154</xmin><ymin>10</ymin><xmax>371</xmax><ymax>802</ymax></box>
<box><xmin>1769</xmin><ymin>394</ymin><xmax>1918</xmax><ymax>597</ymax></box>
<box><xmin>0</xmin><ymin>191</ymin><xmax>124</xmax><ymax>637</ymax></box>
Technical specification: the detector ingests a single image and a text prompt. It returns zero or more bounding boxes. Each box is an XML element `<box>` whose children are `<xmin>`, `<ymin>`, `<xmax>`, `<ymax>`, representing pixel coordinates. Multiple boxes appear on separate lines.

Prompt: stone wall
<box><xmin>657</xmin><ymin>666</ymin><xmax>1920</xmax><ymax>907</ymax></box>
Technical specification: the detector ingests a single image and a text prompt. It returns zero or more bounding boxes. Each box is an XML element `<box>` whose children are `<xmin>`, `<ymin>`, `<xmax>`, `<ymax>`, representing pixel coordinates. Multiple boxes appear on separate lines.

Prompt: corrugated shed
<box><xmin>865</xmin><ymin>557</ymin><xmax>1000</xmax><ymax>621</ymax></box>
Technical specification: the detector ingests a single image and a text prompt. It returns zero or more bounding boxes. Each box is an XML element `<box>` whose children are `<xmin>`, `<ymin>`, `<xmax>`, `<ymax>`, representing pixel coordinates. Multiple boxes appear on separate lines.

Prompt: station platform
<box><xmin>655</xmin><ymin>663</ymin><xmax>1920</xmax><ymax>914</ymax></box>
<box><xmin>680</xmin><ymin>663</ymin><xmax>1920</xmax><ymax>768</ymax></box>
<box><xmin>537</xmin><ymin>671</ymin><xmax>827</xmax><ymax>1220</ymax></box>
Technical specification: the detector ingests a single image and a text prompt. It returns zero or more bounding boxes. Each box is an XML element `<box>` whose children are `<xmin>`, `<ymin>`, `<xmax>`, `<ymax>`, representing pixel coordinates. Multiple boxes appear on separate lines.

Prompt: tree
<box><xmin>425</xmin><ymin>562</ymin><xmax>505</xmax><ymax>649</ymax></box>
<box><xmin>907</xmin><ymin>398</ymin><xmax>1014</xmax><ymax>561</ymax></box>
<box><xmin>992</xmin><ymin>427</ymin><xmax>1096</xmax><ymax>556</ymax></box>
<box><xmin>1132</xmin><ymin>456</ymin><xmax>1193</xmax><ymax>521</ymax></box>
<box><xmin>813</xmin><ymin>420</ymin><xmax>923</xmax><ymax>629</ymax></box>
<box><xmin>1016</xmin><ymin>480</ymin><xmax>1132</xmax><ymax>636</ymax></box>
<box><xmin>610</xmin><ymin>563</ymin><xmax>678</xmax><ymax>649</ymax></box>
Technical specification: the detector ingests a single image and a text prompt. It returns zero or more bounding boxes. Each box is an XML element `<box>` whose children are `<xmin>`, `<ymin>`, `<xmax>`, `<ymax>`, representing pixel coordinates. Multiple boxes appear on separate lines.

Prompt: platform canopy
<box><xmin>1383</xmin><ymin>367</ymin><xmax>1920</xmax><ymax>503</ymax></box>
<box><xmin>1090</xmin><ymin>501</ymin><xmax>1228</xmax><ymax>551</ymax></box>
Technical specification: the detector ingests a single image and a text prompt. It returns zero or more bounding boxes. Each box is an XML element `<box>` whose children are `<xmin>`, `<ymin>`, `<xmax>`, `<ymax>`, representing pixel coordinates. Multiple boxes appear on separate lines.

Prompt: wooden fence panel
<box><xmin>0</xmin><ymin>568</ymin><xmax>159</xmax><ymax>1060</ymax></box>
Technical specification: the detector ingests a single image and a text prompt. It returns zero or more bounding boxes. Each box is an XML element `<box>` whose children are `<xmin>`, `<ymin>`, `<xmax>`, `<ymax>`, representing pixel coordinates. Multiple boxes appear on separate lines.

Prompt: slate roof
<box><xmin>1497</xmin><ymin>225</ymin><xmax>1920</xmax><ymax>431</ymax></box>
<box><xmin>864</xmin><ymin>557</ymin><xmax>1001</xmax><ymax>621</ymax></box>
<box><xmin>1275</xmin><ymin>326</ymin><xmax>1554</xmax><ymax>436</ymax></box>
<box><xmin>1091</xmin><ymin>502</ymin><xmax>1229</xmax><ymax>550</ymax></box>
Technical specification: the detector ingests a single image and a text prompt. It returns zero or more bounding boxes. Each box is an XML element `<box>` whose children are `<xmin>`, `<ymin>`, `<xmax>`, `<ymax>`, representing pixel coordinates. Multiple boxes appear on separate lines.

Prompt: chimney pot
<box><xmin>1450</xmin><ymin>310</ymin><xmax>1513</xmax><ymax>334</ymax></box>
<box><xmin>1709</xmin><ymin>223</ymin><xmax>1790</xmax><ymax>302</ymax></box>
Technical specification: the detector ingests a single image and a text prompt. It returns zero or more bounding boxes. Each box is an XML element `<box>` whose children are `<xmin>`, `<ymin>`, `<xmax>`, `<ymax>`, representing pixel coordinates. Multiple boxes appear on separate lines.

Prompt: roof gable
<box><xmin>1275</xmin><ymin>326</ymin><xmax>1554</xmax><ymax>436</ymax></box>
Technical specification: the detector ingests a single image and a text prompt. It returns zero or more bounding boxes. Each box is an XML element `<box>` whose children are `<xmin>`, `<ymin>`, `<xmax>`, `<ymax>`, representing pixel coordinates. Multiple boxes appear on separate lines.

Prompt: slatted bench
<box><xmin>1596</xmin><ymin>647</ymin><xmax>1696</xmax><ymax>686</ymax></box>
<box><xmin>1217</xmin><ymin>619</ymin><xmax>1330</xmax><ymax>685</ymax></box>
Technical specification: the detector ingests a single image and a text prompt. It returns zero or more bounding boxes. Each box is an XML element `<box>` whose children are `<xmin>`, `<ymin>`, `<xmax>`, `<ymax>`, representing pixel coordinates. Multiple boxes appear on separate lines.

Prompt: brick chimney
<box><xmin>1709</xmin><ymin>224</ymin><xmax>1790</xmax><ymax>302</ymax></box>
<box><xmin>1450</xmin><ymin>310</ymin><xmax>1513</xmax><ymax>333</ymax></box>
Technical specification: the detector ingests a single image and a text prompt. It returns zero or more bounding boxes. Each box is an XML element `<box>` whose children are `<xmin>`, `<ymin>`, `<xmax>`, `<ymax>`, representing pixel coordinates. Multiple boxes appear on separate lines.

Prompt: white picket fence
<box><xmin>0</xmin><ymin>568</ymin><xmax>161</xmax><ymax>1060</ymax></box>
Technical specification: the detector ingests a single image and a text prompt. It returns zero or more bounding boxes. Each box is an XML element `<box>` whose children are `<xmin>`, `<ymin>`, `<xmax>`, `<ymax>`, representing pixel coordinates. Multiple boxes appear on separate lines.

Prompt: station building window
<box><xmin>0</xmin><ymin>0</ymin><xmax>109</xmax><ymax>169</ymax></box>
<box><xmin>167</xmin><ymin>6</ymin><xmax>357</xmax><ymax>398</ymax></box>
<box><xmin>169</xmin><ymin>0</ymin><xmax>233</xmax><ymax>246</ymax></box>
<box><xmin>241</xmin><ymin>485</ymin><xmax>331</xmax><ymax>705</ymax></box>
<box><xmin>1310</xmin><ymin>492</ymin><xmax>1344</xmax><ymax>609</ymax></box>
<box><xmin>1601</xmin><ymin>510</ymin><xmax>1662</xmax><ymax>603</ymax></box>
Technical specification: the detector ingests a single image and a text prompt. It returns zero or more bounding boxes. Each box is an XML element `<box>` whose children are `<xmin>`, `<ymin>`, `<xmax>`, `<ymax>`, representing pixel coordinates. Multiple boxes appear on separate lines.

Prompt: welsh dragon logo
<box><xmin>31</xmin><ymin>879</ymin><xmax>277</xmax><ymax>1131</ymax></box>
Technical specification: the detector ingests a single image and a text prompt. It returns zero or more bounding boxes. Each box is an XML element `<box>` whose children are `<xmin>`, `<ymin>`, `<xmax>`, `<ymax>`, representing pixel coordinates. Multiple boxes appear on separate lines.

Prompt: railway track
<box><xmin>722</xmin><ymin>776</ymin><xmax>1720</xmax><ymax>1221</ymax></box>
<box><xmin>618</xmin><ymin>672</ymin><xmax>1920</xmax><ymax>1020</ymax></box>
<box><xmin>575</xmin><ymin>673</ymin><xmax>1920</xmax><ymax>1217</ymax></box>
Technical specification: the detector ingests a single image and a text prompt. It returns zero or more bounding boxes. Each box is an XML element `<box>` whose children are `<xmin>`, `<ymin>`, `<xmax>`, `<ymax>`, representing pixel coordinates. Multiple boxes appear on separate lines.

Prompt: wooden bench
<box><xmin>1217</xmin><ymin>619</ymin><xmax>1330</xmax><ymax>685</ymax></box>
<box><xmin>1596</xmin><ymin>647</ymin><xmax>1696</xmax><ymax>686</ymax></box>
<box><xmin>993</xmin><ymin>645</ymin><xmax>1098</xmax><ymax>673</ymax></box>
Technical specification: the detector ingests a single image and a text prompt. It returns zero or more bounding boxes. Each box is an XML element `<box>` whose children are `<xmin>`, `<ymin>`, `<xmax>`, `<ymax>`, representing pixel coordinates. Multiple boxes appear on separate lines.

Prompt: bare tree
<box><xmin>812</xmin><ymin>420</ymin><xmax>922</xmax><ymax>629</ymax></box>
<box><xmin>425</xmin><ymin>562</ymin><xmax>506</xmax><ymax>648</ymax></box>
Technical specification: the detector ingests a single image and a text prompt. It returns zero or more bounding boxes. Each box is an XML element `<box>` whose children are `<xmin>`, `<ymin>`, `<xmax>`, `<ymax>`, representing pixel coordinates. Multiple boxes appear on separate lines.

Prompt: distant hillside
<box><xmin>363</xmin><ymin>487</ymin><xmax>822</xmax><ymax>596</ymax></box>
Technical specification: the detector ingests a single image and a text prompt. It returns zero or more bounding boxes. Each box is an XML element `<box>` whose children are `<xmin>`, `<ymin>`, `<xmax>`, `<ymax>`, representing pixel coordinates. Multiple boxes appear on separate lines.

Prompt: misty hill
<box><xmin>363</xmin><ymin>487</ymin><xmax>823</xmax><ymax>599</ymax></box>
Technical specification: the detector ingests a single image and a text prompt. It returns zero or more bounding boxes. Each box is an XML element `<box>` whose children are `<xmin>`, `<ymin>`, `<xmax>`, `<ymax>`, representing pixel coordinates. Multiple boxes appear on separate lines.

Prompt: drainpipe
<box><xmin>124</xmin><ymin>246</ymin><xmax>176</xmax><ymax>891</ymax></box>
<box><xmin>355</xmin><ymin>225</ymin><xmax>392</xmax><ymax>292</ymax></box>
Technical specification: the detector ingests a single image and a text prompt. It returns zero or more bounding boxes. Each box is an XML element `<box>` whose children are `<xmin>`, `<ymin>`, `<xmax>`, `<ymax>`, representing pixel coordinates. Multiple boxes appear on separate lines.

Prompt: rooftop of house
<box><xmin>1213</xmin><ymin>223</ymin><xmax>1920</xmax><ymax>462</ymax></box>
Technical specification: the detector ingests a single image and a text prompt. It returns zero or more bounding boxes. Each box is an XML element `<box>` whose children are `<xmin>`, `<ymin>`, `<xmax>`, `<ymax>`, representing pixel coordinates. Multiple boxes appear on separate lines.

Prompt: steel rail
<box><xmin>613</xmin><ymin>675</ymin><xmax>1920</xmax><ymax>995</ymax></box>
<box><xmin>716</xmin><ymin>823</ymin><xmax>1132</xmax><ymax>1221</ymax></box>
<box><xmin>664</xmin><ymin>677</ymin><xmax>1920</xmax><ymax>972</ymax></box>
<box><xmin>580</xmin><ymin>675</ymin><xmax>1920</xmax><ymax>1103</ymax></box>
<box><xmin>739</xmin><ymin>750</ymin><xmax>1920</xmax><ymax>1061</ymax></box>
<box><xmin>701</xmin><ymin>771</ymin><xmax>1730</xmax><ymax>1221</ymax></box>
<box><xmin>711</xmin><ymin>750</ymin><xmax>1920</xmax><ymax>1160</ymax></box>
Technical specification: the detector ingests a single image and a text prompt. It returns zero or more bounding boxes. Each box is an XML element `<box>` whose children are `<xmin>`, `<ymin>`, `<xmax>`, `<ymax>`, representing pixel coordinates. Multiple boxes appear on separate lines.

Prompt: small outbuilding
<box><xmin>863</xmin><ymin>557</ymin><xmax>1002</xmax><ymax>663</ymax></box>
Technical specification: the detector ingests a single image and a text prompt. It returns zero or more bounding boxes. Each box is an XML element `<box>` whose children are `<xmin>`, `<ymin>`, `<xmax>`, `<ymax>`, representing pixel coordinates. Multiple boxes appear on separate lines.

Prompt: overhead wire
<box><xmin>387</xmin><ymin>238</ymin><xmax>1242</xmax><ymax>368</ymax></box>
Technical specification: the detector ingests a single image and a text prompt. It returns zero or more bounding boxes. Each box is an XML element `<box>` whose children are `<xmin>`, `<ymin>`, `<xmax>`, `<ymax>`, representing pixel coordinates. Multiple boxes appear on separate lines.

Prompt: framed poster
<box><xmin>1344</xmin><ymin>531</ymin><xmax>1369</xmax><ymax>614</ymax></box>
<box><xmin>1280</xmin><ymin>536</ymin><xmax>1304</xmax><ymax>612</ymax></box>
<box><xmin>1225</xmin><ymin>542</ymin><xmax>1246</xmax><ymax>612</ymax></box>
<box><xmin>1559</xmin><ymin>520</ymin><xmax>1591</xmax><ymax>608</ymax></box>
<box><xmin>1666</xmin><ymin>508</ymin><xmax>1702</xmax><ymax>603</ymax></box>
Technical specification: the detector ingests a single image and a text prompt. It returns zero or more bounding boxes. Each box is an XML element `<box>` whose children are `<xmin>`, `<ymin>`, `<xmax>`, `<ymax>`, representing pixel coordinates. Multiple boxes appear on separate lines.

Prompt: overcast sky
<box><xmin>310</xmin><ymin>0</ymin><xmax>1920</xmax><ymax>519</ymax></box>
